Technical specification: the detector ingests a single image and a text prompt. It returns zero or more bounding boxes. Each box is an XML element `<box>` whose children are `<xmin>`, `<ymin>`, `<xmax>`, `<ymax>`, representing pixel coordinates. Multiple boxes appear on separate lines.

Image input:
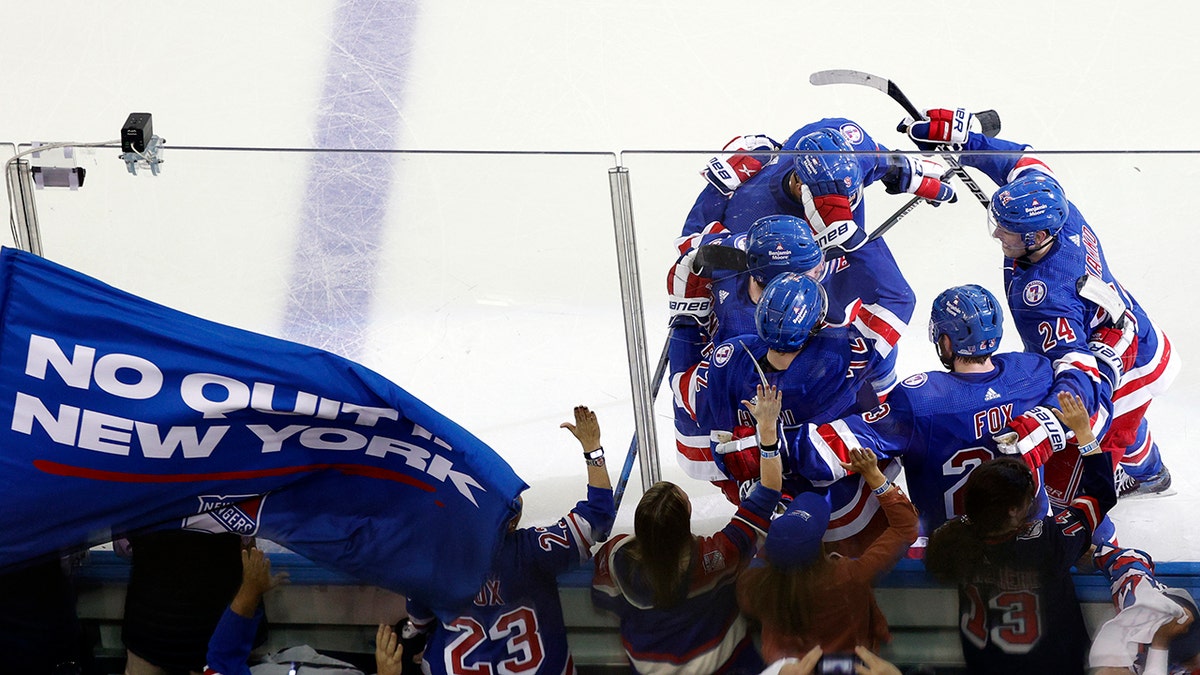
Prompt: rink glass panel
<box><xmin>8</xmin><ymin>148</ymin><xmax>636</xmax><ymax>528</ymax></box>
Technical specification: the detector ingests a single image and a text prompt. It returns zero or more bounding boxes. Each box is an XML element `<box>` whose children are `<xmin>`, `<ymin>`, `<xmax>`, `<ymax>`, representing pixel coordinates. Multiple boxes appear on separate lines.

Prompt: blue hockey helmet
<box><xmin>756</xmin><ymin>273</ymin><xmax>828</xmax><ymax>352</ymax></box>
<box><xmin>791</xmin><ymin>128</ymin><xmax>863</xmax><ymax>208</ymax></box>
<box><xmin>928</xmin><ymin>284</ymin><xmax>1004</xmax><ymax>356</ymax></box>
<box><xmin>989</xmin><ymin>172</ymin><xmax>1070</xmax><ymax>247</ymax></box>
<box><xmin>745</xmin><ymin>215</ymin><xmax>825</xmax><ymax>284</ymax></box>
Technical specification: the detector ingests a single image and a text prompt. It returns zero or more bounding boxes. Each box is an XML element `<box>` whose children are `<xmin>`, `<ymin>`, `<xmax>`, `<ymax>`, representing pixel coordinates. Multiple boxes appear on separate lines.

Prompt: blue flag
<box><xmin>0</xmin><ymin>247</ymin><xmax>526</xmax><ymax>611</ymax></box>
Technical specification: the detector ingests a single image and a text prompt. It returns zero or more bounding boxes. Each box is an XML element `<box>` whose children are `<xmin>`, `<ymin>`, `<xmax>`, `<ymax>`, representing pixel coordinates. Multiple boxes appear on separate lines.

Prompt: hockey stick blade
<box><xmin>1076</xmin><ymin>274</ymin><xmax>1129</xmax><ymax>326</ymax></box>
<box><xmin>694</xmin><ymin>244</ymin><xmax>747</xmax><ymax>276</ymax></box>
<box><xmin>977</xmin><ymin>109</ymin><xmax>1001</xmax><ymax>138</ymax></box>
<box><xmin>809</xmin><ymin>69</ymin><xmax>920</xmax><ymax>118</ymax></box>
<box><xmin>809</xmin><ymin>68</ymin><xmax>994</xmax><ymax>209</ymax></box>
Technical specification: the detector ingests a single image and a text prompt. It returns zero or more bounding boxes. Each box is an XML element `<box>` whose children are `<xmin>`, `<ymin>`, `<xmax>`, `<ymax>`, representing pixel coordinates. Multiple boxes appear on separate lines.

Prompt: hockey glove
<box><xmin>883</xmin><ymin>155</ymin><xmax>957</xmax><ymax>204</ymax></box>
<box><xmin>993</xmin><ymin>406</ymin><xmax>1069</xmax><ymax>470</ymax></box>
<box><xmin>713</xmin><ymin>425</ymin><xmax>761</xmax><ymax>485</ymax></box>
<box><xmin>799</xmin><ymin>182</ymin><xmax>867</xmax><ymax>253</ymax></box>
<box><xmin>700</xmin><ymin>134</ymin><xmax>780</xmax><ymax>196</ymax></box>
<box><xmin>666</xmin><ymin>248</ymin><xmax>713</xmax><ymax>327</ymax></box>
<box><xmin>1089</xmin><ymin>310</ymin><xmax>1139</xmax><ymax>386</ymax></box>
<box><xmin>898</xmin><ymin>108</ymin><xmax>974</xmax><ymax>151</ymax></box>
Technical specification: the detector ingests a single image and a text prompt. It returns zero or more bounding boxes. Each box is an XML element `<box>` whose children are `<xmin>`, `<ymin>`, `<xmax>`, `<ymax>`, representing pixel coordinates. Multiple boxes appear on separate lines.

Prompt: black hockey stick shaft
<box><xmin>808</xmin><ymin>69</ymin><xmax>993</xmax><ymax>209</ymax></box>
<box><xmin>613</xmin><ymin>329</ymin><xmax>672</xmax><ymax>512</ymax></box>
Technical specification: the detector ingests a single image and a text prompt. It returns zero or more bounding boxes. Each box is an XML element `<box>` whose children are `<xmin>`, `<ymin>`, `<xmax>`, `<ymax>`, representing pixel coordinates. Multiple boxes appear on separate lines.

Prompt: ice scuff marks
<box><xmin>283</xmin><ymin>0</ymin><xmax>421</xmax><ymax>359</ymax></box>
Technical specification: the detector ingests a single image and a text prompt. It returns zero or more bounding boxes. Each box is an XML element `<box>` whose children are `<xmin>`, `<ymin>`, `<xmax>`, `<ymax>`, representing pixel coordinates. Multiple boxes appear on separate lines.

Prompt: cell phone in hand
<box><xmin>817</xmin><ymin>653</ymin><xmax>860</xmax><ymax>675</ymax></box>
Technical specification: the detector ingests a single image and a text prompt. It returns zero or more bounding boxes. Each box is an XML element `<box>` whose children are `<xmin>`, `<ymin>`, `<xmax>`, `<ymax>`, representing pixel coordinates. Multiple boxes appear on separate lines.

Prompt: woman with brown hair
<box><xmin>924</xmin><ymin>391</ymin><xmax>1117</xmax><ymax>675</ymax></box>
<box><xmin>592</xmin><ymin>384</ymin><xmax>784</xmax><ymax>675</ymax></box>
<box><xmin>736</xmin><ymin>446</ymin><xmax>917</xmax><ymax>662</ymax></box>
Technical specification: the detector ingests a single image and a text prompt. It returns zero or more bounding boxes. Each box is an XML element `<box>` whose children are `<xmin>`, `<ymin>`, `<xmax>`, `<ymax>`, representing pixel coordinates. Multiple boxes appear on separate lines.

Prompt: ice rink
<box><xmin>3</xmin><ymin>1</ymin><xmax>1200</xmax><ymax>559</ymax></box>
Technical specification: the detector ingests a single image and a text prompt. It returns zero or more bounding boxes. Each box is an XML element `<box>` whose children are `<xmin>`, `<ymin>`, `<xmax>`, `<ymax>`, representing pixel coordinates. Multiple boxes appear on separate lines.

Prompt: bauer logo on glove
<box><xmin>883</xmin><ymin>154</ymin><xmax>957</xmax><ymax>204</ymax></box>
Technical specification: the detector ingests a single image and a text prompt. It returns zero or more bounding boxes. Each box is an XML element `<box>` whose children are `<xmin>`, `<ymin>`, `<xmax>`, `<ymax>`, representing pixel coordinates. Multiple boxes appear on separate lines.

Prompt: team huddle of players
<box><xmin>396</xmin><ymin>110</ymin><xmax>1189</xmax><ymax>675</ymax></box>
<box><xmin>659</xmin><ymin>109</ymin><xmax>1182</xmax><ymax>672</ymax></box>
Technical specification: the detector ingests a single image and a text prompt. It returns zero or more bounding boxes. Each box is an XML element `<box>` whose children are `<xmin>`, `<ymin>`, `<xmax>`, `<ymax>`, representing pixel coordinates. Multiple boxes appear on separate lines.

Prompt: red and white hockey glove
<box><xmin>883</xmin><ymin>155</ymin><xmax>957</xmax><ymax>204</ymax></box>
<box><xmin>666</xmin><ymin>248</ymin><xmax>713</xmax><ymax>327</ymax></box>
<box><xmin>899</xmin><ymin>108</ymin><xmax>974</xmax><ymax>151</ymax></box>
<box><xmin>799</xmin><ymin>182</ymin><xmax>866</xmax><ymax>253</ymax></box>
<box><xmin>993</xmin><ymin>406</ymin><xmax>1069</xmax><ymax>470</ymax></box>
<box><xmin>713</xmin><ymin>425</ymin><xmax>760</xmax><ymax>486</ymax></box>
<box><xmin>700</xmin><ymin>134</ymin><xmax>780</xmax><ymax>196</ymax></box>
<box><xmin>1089</xmin><ymin>310</ymin><xmax>1138</xmax><ymax>386</ymax></box>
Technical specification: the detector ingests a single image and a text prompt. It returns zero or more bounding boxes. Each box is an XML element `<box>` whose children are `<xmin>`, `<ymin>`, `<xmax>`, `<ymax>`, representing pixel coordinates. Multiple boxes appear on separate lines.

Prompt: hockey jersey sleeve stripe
<box><xmin>674</xmin><ymin>450</ymin><xmax>727</xmax><ymax>482</ymax></box>
<box><xmin>675</xmin><ymin>432</ymin><xmax>714</xmax><ymax>461</ymax></box>
<box><xmin>855</xmin><ymin>303</ymin><xmax>905</xmax><ymax>353</ymax></box>
<box><xmin>811</xmin><ymin>422</ymin><xmax>854</xmax><ymax>482</ymax></box>
<box><xmin>675</xmin><ymin>431</ymin><xmax>726</xmax><ymax>482</ymax></box>
<box><xmin>564</xmin><ymin>511</ymin><xmax>596</xmax><ymax>562</ymax></box>
<box><xmin>1068</xmin><ymin>495</ymin><xmax>1103</xmax><ymax>532</ymax></box>
<box><xmin>827</xmin><ymin>460</ymin><xmax>902</xmax><ymax>527</ymax></box>
<box><xmin>1053</xmin><ymin>351</ymin><xmax>1102</xmax><ymax>384</ymax></box>
<box><xmin>1006</xmin><ymin>154</ymin><xmax>1055</xmax><ymax>184</ymax></box>
<box><xmin>672</xmin><ymin>222</ymin><xmax>728</xmax><ymax>256</ymax></box>
<box><xmin>823</xmin><ymin>298</ymin><xmax>864</xmax><ymax>329</ymax></box>
<box><xmin>1114</xmin><ymin>329</ymin><xmax>1176</xmax><ymax>405</ymax></box>
<box><xmin>671</xmin><ymin>368</ymin><xmax>700</xmax><ymax>421</ymax></box>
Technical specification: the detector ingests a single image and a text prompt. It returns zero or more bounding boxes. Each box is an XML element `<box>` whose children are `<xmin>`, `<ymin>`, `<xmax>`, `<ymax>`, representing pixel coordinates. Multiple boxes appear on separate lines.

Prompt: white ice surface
<box><xmin>2</xmin><ymin>1</ymin><xmax>1199</xmax><ymax>559</ymax></box>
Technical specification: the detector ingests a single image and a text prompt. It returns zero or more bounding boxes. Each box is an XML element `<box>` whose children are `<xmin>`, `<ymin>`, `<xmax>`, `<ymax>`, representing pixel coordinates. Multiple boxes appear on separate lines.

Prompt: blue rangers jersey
<box><xmin>407</xmin><ymin>486</ymin><xmax>615</xmax><ymax>675</ymax></box>
<box><xmin>958</xmin><ymin>135</ymin><xmax>1177</xmax><ymax>430</ymax></box>
<box><xmin>669</xmin><ymin>234</ymin><xmax>909</xmax><ymax>481</ymax></box>
<box><xmin>680</xmin><ymin>329</ymin><xmax>901</xmax><ymax>549</ymax></box>
<box><xmin>681</xmin><ymin>118</ymin><xmax>902</xmax><ymax>238</ymax></box>
<box><xmin>949</xmin><ymin>451</ymin><xmax>1116</xmax><ymax>675</ymax></box>
<box><xmin>792</xmin><ymin>352</ymin><xmax>1057</xmax><ymax>538</ymax></box>
<box><xmin>676</xmin><ymin>118</ymin><xmax>916</xmax><ymax>375</ymax></box>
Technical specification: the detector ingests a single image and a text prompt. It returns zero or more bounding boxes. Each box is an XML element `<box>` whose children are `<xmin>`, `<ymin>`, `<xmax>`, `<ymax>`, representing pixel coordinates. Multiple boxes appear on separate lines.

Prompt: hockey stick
<box><xmin>809</xmin><ymin>69</ymin><xmax>997</xmax><ymax>210</ymax></box>
<box><xmin>613</xmin><ymin>331</ymin><xmax>672</xmax><ymax>511</ymax></box>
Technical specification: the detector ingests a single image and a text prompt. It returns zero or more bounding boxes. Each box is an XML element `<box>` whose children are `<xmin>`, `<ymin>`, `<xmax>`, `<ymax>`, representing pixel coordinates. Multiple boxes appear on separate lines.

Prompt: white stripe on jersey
<box><xmin>675</xmin><ymin>431</ymin><xmax>725</xmax><ymax>481</ymax></box>
<box><xmin>1053</xmin><ymin>350</ymin><xmax>1102</xmax><ymax>384</ymax></box>
<box><xmin>626</xmin><ymin>615</ymin><xmax>750</xmax><ymax>675</ymax></box>
<box><xmin>853</xmin><ymin>302</ymin><xmax>906</xmax><ymax>356</ymax></box>
<box><xmin>1113</xmin><ymin>322</ymin><xmax>1179</xmax><ymax>417</ymax></box>
<box><xmin>671</xmin><ymin>369</ymin><xmax>699</xmax><ymax>421</ymax></box>
<box><xmin>825</xmin><ymin>462</ymin><xmax>903</xmax><ymax>542</ymax></box>
<box><xmin>807</xmin><ymin>421</ymin><xmax>854</xmax><ymax>486</ymax></box>
<box><xmin>1005</xmin><ymin>152</ymin><xmax>1055</xmax><ymax>184</ymax></box>
<box><xmin>563</xmin><ymin>512</ymin><xmax>595</xmax><ymax>563</ymax></box>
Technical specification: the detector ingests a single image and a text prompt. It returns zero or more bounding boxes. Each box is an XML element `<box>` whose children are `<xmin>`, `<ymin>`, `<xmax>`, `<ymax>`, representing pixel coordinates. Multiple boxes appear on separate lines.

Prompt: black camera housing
<box><xmin>121</xmin><ymin>113</ymin><xmax>153</xmax><ymax>153</ymax></box>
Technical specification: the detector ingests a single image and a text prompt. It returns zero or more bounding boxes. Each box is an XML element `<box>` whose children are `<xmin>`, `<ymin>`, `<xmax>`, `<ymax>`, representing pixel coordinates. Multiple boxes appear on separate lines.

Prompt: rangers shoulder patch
<box><xmin>713</xmin><ymin>342</ymin><xmax>735</xmax><ymax>367</ymax></box>
<box><xmin>1022</xmin><ymin>280</ymin><xmax>1048</xmax><ymax>306</ymax></box>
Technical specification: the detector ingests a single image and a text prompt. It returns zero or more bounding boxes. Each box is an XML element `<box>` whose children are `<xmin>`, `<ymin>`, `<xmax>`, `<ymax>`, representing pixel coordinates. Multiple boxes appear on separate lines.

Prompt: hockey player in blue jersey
<box><xmin>669</xmin><ymin>215</ymin><xmax>825</xmax><ymax>483</ymax></box>
<box><xmin>672</xmin><ymin>122</ymin><xmax>942</xmax><ymax>391</ymax></box>
<box><xmin>684</xmin><ymin>272</ymin><xmax>898</xmax><ymax>556</ymax></box>
<box><xmin>403</xmin><ymin>406</ymin><xmax>615</xmax><ymax>675</ymax></box>
<box><xmin>787</xmin><ymin>284</ymin><xmax>1062</xmax><ymax>545</ymax></box>
<box><xmin>902</xmin><ymin>110</ymin><xmax>1178</xmax><ymax>500</ymax></box>
<box><xmin>668</xmin><ymin>121</ymin><xmax>951</xmax><ymax>485</ymax></box>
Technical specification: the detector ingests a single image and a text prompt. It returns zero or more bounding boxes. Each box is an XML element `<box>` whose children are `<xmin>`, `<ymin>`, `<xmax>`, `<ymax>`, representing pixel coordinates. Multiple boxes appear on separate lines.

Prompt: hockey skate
<box><xmin>1115</xmin><ymin>465</ymin><xmax>1175</xmax><ymax>499</ymax></box>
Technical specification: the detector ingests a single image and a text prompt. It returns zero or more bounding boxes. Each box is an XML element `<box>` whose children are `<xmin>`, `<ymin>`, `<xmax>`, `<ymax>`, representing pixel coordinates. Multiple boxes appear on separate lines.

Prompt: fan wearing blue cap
<box><xmin>736</xmin><ymin>447</ymin><xmax>917</xmax><ymax>663</ymax></box>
